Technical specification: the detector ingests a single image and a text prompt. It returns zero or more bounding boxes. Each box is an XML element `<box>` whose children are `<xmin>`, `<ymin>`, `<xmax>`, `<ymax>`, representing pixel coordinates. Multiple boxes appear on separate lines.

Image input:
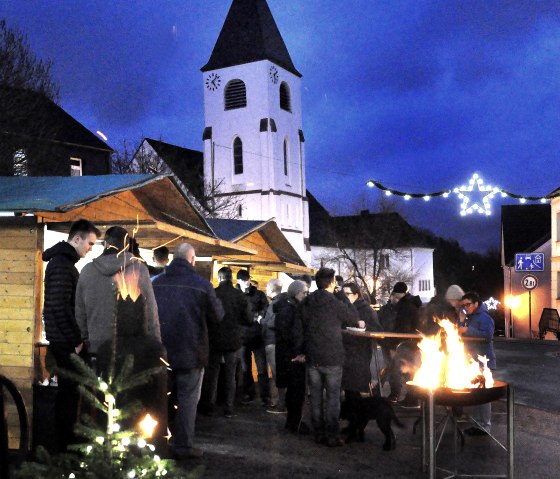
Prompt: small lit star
<box><xmin>484</xmin><ymin>297</ymin><xmax>500</xmax><ymax>310</ymax></box>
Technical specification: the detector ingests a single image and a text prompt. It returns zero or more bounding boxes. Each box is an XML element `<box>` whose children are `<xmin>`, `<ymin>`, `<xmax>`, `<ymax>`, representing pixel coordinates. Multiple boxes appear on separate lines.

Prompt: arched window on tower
<box><xmin>225</xmin><ymin>79</ymin><xmax>247</xmax><ymax>110</ymax></box>
<box><xmin>280</xmin><ymin>82</ymin><xmax>291</xmax><ymax>112</ymax></box>
<box><xmin>283</xmin><ymin>138</ymin><xmax>289</xmax><ymax>176</ymax></box>
<box><xmin>233</xmin><ymin>137</ymin><xmax>243</xmax><ymax>175</ymax></box>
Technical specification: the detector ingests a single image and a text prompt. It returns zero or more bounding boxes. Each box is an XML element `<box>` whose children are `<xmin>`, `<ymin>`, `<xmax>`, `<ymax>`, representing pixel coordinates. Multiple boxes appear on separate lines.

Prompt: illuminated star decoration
<box><xmin>365</xmin><ymin>174</ymin><xmax>555</xmax><ymax>217</ymax></box>
<box><xmin>484</xmin><ymin>297</ymin><xmax>500</xmax><ymax>310</ymax></box>
<box><xmin>453</xmin><ymin>173</ymin><xmax>497</xmax><ymax>216</ymax></box>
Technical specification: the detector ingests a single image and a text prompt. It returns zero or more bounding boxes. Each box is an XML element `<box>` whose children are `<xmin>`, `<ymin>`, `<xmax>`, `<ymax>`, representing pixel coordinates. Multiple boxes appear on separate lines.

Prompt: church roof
<box><xmin>201</xmin><ymin>0</ymin><xmax>302</xmax><ymax>77</ymax></box>
<box><xmin>143</xmin><ymin>138</ymin><xmax>204</xmax><ymax>200</ymax></box>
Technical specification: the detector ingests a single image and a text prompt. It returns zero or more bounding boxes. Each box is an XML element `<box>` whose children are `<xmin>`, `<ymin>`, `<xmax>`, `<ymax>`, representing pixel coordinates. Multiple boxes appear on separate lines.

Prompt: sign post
<box><xmin>522</xmin><ymin>274</ymin><xmax>538</xmax><ymax>337</ymax></box>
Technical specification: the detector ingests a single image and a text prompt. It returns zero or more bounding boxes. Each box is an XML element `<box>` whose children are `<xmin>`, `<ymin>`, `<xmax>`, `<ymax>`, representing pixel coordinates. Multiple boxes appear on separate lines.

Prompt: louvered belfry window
<box><xmin>233</xmin><ymin>137</ymin><xmax>243</xmax><ymax>175</ymax></box>
<box><xmin>280</xmin><ymin>82</ymin><xmax>291</xmax><ymax>112</ymax></box>
<box><xmin>225</xmin><ymin>79</ymin><xmax>247</xmax><ymax>110</ymax></box>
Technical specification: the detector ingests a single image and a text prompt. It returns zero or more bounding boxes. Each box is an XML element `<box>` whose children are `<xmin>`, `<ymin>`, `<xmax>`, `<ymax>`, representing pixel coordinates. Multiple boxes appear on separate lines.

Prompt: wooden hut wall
<box><xmin>0</xmin><ymin>217</ymin><xmax>41</xmax><ymax>449</ymax></box>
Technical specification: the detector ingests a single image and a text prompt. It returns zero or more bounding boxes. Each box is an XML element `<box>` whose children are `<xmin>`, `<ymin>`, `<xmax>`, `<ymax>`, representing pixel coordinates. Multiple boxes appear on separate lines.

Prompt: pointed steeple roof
<box><xmin>201</xmin><ymin>0</ymin><xmax>301</xmax><ymax>77</ymax></box>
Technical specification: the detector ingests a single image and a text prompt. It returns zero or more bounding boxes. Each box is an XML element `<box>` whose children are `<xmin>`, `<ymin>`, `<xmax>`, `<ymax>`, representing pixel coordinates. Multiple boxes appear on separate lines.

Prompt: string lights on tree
<box><xmin>366</xmin><ymin>173</ymin><xmax>557</xmax><ymax>216</ymax></box>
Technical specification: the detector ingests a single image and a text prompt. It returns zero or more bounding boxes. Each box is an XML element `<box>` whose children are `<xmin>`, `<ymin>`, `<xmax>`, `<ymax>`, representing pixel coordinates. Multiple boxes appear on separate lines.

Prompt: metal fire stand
<box><xmin>421</xmin><ymin>385</ymin><xmax>514</xmax><ymax>479</ymax></box>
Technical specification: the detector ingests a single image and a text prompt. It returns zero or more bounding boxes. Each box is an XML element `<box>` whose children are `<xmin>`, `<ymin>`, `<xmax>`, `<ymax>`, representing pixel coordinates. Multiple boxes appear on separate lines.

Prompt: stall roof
<box><xmin>0</xmin><ymin>174</ymin><xmax>256</xmax><ymax>257</ymax></box>
<box><xmin>207</xmin><ymin>218</ymin><xmax>312</xmax><ymax>274</ymax></box>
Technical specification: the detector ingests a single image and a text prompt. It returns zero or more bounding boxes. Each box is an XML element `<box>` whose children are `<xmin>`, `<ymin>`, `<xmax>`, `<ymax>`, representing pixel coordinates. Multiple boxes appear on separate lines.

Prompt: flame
<box><xmin>114</xmin><ymin>268</ymin><xmax>142</xmax><ymax>301</ymax></box>
<box><xmin>411</xmin><ymin>319</ymin><xmax>493</xmax><ymax>390</ymax></box>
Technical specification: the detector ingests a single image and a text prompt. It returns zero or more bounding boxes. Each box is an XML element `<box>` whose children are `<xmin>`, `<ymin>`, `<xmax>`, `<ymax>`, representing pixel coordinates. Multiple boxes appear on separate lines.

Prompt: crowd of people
<box><xmin>42</xmin><ymin>218</ymin><xmax>496</xmax><ymax>460</ymax></box>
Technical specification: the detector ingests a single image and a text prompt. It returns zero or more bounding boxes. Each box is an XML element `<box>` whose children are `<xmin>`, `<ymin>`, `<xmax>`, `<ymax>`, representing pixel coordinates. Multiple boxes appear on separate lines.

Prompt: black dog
<box><xmin>340</xmin><ymin>394</ymin><xmax>404</xmax><ymax>450</ymax></box>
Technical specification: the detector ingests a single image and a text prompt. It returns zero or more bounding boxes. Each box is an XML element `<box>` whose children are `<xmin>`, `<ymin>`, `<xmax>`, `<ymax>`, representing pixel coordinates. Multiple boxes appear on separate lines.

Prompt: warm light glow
<box><xmin>139</xmin><ymin>413</ymin><xmax>158</xmax><ymax>438</ymax></box>
<box><xmin>411</xmin><ymin>319</ymin><xmax>493</xmax><ymax>390</ymax></box>
<box><xmin>505</xmin><ymin>295</ymin><xmax>521</xmax><ymax>309</ymax></box>
<box><xmin>115</xmin><ymin>269</ymin><xmax>142</xmax><ymax>301</ymax></box>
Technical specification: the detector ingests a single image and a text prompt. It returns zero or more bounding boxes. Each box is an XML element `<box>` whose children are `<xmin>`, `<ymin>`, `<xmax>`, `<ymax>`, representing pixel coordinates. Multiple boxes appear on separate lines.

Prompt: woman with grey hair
<box><xmin>274</xmin><ymin>280</ymin><xmax>310</xmax><ymax>433</ymax></box>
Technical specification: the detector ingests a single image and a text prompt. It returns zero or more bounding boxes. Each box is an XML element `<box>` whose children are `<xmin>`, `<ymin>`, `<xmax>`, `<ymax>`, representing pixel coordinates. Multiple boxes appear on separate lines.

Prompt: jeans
<box><xmin>206</xmin><ymin>350</ymin><xmax>239</xmax><ymax>412</ymax></box>
<box><xmin>241</xmin><ymin>343</ymin><xmax>270</xmax><ymax>402</ymax></box>
<box><xmin>265</xmin><ymin>344</ymin><xmax>285</xmax><ymax>407</ymax></box>
<box><xmin>170</xmin><ymin>368</ymin><xmax>204</xmax><ymax>453</ymax></box>
<box><xmin>307</xmin><ymin>364</ymin><xmax>343</xmax><ymax>439</ymax></box>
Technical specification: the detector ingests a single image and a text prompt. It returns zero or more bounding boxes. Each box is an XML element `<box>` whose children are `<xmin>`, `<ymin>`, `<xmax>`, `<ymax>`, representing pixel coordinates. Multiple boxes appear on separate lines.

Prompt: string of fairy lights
<box><xmin>366</xmin><ymin>173</ymin><xmax>559</xmax><ymax>216</ymax></box>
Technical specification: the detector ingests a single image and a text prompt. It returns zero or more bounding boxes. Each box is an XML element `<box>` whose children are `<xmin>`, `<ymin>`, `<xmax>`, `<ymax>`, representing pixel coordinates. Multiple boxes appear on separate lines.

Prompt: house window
<box><xmin>283</xmin><ymin>138</ymin><xmax>289</xmax><ymax>176</ymax></box>
<box><xmin>13</xmin><ymin>149</ymin><xmax>28</xmax><ymax>176</ymax></box>
<box><xmin>225</xmin><ymin>79</ymin><xmax>247</xmax><ymax>110</ymax></box>
<box><xmin>419</xmin><ymin>279</ymin><xmax>431</xmax><ymax>292</ymax></box>
<box><xmin>233</xmin><ymin>137</ymin><xmax>243</xmax><ymax>175</ymax></box>
<box><xmin>379</xmin><ymin>253</ymin><xmax>390</xmax><ymax>270</ymax></box>
<box><xmin>280</xmin><ymin>82</ymin><xmax>291</xmax><ymax>112</ymax></box>
<box><xmin>70</xmin><ymin>157</ymin><xmax>82</xmax><ymax>176</ymax></box>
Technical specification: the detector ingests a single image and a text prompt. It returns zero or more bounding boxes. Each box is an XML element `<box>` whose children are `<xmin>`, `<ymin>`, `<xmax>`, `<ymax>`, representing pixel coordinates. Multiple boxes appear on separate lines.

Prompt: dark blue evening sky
<box><xmin>2</xmin><ymin>0</ymin><xmax>559</xmax><ymax>252</ymax></box>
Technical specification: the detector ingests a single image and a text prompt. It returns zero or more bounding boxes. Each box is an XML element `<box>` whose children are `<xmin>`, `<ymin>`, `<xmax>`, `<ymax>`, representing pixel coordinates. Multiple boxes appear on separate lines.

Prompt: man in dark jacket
<box><xmin>201</xmin><ymin>266</ymin><xmax>252</xmax><ymax>418</ymax></box>
<box><xmin>152</xmin><ymin>243</ymin><xmax>224</xmax><ymax>459</ymax></box>
<box><xmin>386</xmin><ymin>281</ymin><xmax>422</xmax><ymax>406</ymax></box>
<box><xmin>301</xmin><ymin>268</ymin><xmax>362</xmax><ymax>447</ymax></box>
<box><xmin>42</xmin><ymin>218</ymin><xmax>100</xmax><ymax>451</ymax></box>
<box><xmin>341</xmin><ymin>282</ymin><xmax>382</xmax><ymax>441</ymax></box>
<box><xmin>275</xmin><ymin>280</ymin><xmax>309</xmax><ymax>433</ymax></box>
<box><xmin>236</xmin><ymin>269</ymin><xmax>271</xmax><ymax>405</ymax></box>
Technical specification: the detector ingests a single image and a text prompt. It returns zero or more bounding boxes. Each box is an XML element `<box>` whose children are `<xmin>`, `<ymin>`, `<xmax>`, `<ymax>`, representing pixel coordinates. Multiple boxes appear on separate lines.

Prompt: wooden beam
<box><xmin>154</xmin><ymin>222</ymin><xmax>256</xmax><ymax>256</ymax></box>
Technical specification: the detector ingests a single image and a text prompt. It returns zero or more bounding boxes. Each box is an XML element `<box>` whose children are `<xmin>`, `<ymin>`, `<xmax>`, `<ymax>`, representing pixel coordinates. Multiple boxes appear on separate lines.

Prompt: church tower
<box><xmin>201</xmin><ymin>0</ymin><xmax>309</xmax><ymax>262</ymax></box>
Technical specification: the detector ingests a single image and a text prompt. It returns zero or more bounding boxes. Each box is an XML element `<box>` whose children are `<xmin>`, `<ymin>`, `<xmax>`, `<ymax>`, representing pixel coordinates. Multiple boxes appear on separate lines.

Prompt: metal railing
<box><xmin>0</xmin><ymin>375</ymin><xmax>29</xmax><ymax>479</ymax></box>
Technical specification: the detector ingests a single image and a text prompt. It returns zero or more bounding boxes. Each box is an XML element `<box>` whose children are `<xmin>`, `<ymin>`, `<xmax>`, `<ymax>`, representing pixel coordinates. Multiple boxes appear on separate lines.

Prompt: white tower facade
<box><xmin>201</xmin><ymin>0</ymin><xmax>309</xmax><ymax>261</ymax></box>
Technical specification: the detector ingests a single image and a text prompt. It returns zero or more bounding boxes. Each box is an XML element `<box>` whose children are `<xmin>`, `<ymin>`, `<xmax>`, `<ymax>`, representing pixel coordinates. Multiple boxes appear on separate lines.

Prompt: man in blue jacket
<box><xmin>459</xmin><ymin>291</ymin><xmax>496</xmax><ymax>436</ymax></box>
<box><xmin>152</xmin><ymin>242</ymin><xmax>224</xmax><ymax>459</ymax></box>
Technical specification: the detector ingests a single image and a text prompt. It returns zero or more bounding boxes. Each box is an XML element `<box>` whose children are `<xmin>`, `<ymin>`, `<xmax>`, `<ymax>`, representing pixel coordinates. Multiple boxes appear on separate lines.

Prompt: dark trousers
<box><xmin>285</xmin><ymin>362</ymin><xmax>306</xmax><ymax>430</ymax></box>
<box><xmin>49</xmin><ymin>343</ymin><xmax>81</xmax><ymax>452</ymax></box>
<box><xmin>241</xmin><ymin>342</ymin><xmax>270</xmax><ymax>402</ymax></box>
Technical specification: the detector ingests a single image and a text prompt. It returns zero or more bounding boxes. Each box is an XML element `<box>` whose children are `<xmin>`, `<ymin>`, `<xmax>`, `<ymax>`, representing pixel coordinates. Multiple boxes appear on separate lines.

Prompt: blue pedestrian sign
<box><xmin>515</xmin><ymin>253</ymin><xmax>544</xmax><ymax>272</ymax></box>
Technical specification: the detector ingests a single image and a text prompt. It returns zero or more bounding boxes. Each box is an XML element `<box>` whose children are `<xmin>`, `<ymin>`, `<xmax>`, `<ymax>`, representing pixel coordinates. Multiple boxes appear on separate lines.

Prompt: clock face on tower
<box><xmin>269</xmin><ymin>65</ymin><xmax>279</xmax><ymax>84</ymax></box>
<box><xmin>205</xmin><ymin>73</ymin><xmax>221</xmax><ymax>91</ymax></box>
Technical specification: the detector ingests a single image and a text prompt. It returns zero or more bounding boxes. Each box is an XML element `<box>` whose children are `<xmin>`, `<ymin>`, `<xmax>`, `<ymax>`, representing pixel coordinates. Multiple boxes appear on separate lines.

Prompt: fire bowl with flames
<box><xmin>407</xmin><ymin>319</ymin><xmax>506</xmax><ymax>407</ymax></box>
<box><xmin>407</xmin><ymin>380</ymin><xmax>508</xmax><ymax>407</ymax></box>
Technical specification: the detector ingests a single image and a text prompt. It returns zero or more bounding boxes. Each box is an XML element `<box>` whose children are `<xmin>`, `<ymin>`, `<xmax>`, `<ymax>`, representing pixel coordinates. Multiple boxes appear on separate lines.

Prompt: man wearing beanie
<box><xmin>387</xmin><ymin>281</ymin><xmax>422</xmax><ymax>406</ymax></box>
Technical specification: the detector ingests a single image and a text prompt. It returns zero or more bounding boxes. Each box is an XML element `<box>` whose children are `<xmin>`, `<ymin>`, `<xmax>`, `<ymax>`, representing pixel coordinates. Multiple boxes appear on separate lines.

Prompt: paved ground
<box><xmin>175</xmin><ymin>339</ymin><xmax>560</xmax><ymax>478</ymax></box>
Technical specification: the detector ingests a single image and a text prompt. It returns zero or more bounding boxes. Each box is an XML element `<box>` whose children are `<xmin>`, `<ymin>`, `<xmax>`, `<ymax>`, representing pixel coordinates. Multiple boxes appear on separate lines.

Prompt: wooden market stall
<box><xmin>0</xmin><ymin>174</ymin><xmax>255</xmax><ymax>450</ymax></box>
<box><xmin>206</xmin><ymin>218</ymin><xmax>314</xmax><ymax>286</ymax></box>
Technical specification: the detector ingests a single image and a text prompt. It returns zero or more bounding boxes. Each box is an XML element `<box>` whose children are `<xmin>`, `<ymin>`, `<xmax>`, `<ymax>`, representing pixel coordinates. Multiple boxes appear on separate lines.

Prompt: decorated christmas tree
<box><xmin>16</xmin><ymin>353</ymin><xmax>202</xmax><ymax>479</ymax></box>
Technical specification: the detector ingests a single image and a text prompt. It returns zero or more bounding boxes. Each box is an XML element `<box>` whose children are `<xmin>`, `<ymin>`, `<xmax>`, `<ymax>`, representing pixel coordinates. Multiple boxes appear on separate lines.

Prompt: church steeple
<box><xmin>201</xmin><ymin>0</ymin><xmax>301</xmax><ymax>77</ymax></box>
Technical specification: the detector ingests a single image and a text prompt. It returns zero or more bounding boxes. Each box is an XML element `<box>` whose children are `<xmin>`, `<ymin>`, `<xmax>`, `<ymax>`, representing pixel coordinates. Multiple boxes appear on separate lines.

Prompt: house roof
<box><xmin>308</xmin><ymin>192</ymin><xmax>430</xmax><ymax>249</ymax></box>
<box><xmin>0</xmin><ymin>86</ymin><xmax>112</xmax><ymax>152</ymax></box>
<box><xmin>501</xmin><ymin>204</ymin><xmax>551</xmax><ymax>265</ymax></box>
<box><xmin>142</xmin><ymin>138</ymin><xmax>204</xmax><ymax>199</ymax></box>
<box><xmin>201</xmin><ymin>0</ymin><xmax>301</xmax><ymax>77</ymax></box>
